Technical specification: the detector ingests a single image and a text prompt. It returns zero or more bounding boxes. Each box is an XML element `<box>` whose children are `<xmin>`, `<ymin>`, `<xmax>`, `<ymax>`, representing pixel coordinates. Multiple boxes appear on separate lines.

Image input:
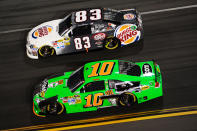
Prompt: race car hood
<box><xmin>37</xmin><ymin>71</ymin><xmax>74</xmax><ymax>98</ymax></box>
<box><xmin>27</xmin><ymin>19</ymin><xmax>62</xmax><ymax>46</ymax></box>
<box><xmin>47</xmin><ymin>71</ymin><xmax>73</xmax><ymax>89</ymax></box>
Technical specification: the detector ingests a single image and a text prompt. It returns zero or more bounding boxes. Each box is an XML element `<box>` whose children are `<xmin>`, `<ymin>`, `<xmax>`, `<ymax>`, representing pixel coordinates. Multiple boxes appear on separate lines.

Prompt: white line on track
<box><xmin>0</xmin><ymin>4</ymin><xmax>197</xmax><ymax>34</ymax></box>
<box><xmin>0</xmin><ymin>28</ymin><xmax>32</xmax><ymax>34</ymax></box>
<box><xmin>141</xmin><ymin>4</ymin><xmax>197</xmax><ymax>15</ymax></box>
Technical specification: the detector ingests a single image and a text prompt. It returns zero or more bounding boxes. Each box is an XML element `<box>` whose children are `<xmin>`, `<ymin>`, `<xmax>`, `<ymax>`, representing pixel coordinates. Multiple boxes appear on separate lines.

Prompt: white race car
<box><xmin>26</xmin><ymin>8</ymin><xmax>143</xmax><ymax>59</ymax></box>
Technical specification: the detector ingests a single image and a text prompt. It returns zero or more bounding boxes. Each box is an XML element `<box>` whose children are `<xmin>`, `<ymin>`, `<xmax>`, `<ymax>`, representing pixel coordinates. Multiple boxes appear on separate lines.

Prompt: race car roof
<box><xmin>83</xmin><ymin>60</ymin><xmax>143</xmax><ymax>82</ymax></box>
<box><xmin>84</xmin><ymin>60</ymin><xmax>119</xmax><ymax>81</ymax></box>
<box><xmin>71</xmin><ymin>8</ymin><xmax>123</xmax><ymax>26</ymax></box>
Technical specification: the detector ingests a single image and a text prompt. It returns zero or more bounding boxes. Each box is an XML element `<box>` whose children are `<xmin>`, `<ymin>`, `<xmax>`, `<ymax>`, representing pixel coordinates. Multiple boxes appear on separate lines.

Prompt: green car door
<box><xmin>78</xmin><ymin>80</ymin><xmax>113</xmax><ymax>113</ymax></box>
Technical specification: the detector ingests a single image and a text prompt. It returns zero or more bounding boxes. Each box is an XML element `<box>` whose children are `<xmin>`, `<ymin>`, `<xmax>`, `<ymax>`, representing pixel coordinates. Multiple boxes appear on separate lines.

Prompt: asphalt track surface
<box><xmin>0</xmin><ymin>0</ymin><xmax>197</xmax><ymax>130</ymax></box>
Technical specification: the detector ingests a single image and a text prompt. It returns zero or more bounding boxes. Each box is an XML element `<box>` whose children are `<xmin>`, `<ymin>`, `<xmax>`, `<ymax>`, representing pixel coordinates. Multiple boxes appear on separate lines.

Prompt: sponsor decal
<box><xmin>61</xmin><ymin>95</ymin><xmax>81</xmax><ymax>104</ymax></box>
<box><xmin>105</xmin><ymin>90</ymin><xmax>114</xmax><ymax>95</ymax></box>
<box><xmin>142</xmin><ymin>63</ymin><xmax>152</xmax><ymax>76</ymax></box>
<box><xmin>156</xmin><ymin>66</ymin><xmax>160</xmax><ymax>73</ymax></box>
<box><xmin>92</xmin><ymin>33</ymin><xmax>106</xmax><ymax>41</ymax></box>
<box><xmin>62</xmin><ymin>98</ymin><xmax>68</xmax><ymax>103</ymax></box>
<box><xmin>58</xmin><ymin>80</ymin><xmax>63</xmax><ymax>85</ymax></box>
<box><xmin>29</xmin><ymin>45</ymin><xmax>38</xmax><ymax>50</ymax></box>
<box><xmin>108</xmin><ymin>98</ymin><xmax>116</xmax><ymax>105</ymax></box>
<box><xmin>114</xmin><ymin>24</ymin><xmax>141</xmax><ymax>45</ymax></box>
<box><xmin>95</xmin><ymin>41</ymin><xmax>103</xmax><ymax>46</ymax></box>
<box><xmin>48</xmin><ymin>82</ymin><xmax>58</xmax><ymax>88</ymax></box>
<box><xmin>35</xmin><ymin>98</ymin><xmax>41</xmax><ymax>103</ymax></box>
<box><xmin>108</xmin><ymin>23</ymin><xmax>116</xmax><ymax>29</ymax></box>
<box><xmin>40</xmin><ymin>79</ymin><xmax>48</xmax><ymax>92</ymax></box>
<box><xmin>106</xmin><ymin>26</ymin><xmax>113</xmax><ymax>31</ymax></box>
<box><xmin>40</xmin><ymin>91</ymin><xmax>45</xmax><ymax>97</ymax></box>
<box><xmin>29</xmin><ymin>45</ymin><xmax>38</xmax><ymax>56</ymax></box>
<box><xmin>52</xmin><ymin>38</ymin><xmax>70</xmax><ymax>49</ymax></box>
<box><xmin>48</xmin><ymin>80</ymin><xmax>64</xmax><ymax>88</ymax></box>
<box><xmin>32</xmin><ymin>50</ymin><xmax>37</xmax><ymax>56</ymax></box>
<box><xmin>32</xmin><ymin>25</ymin><xmax>53</xmax><ymax>39</ymax></box>
<box><xmin>141</xmin><ymin>85</ymin><xmax>150</xmax><ymax>90</ymax></box>
<box><xmin>123</xmin><ymin>13</ymin><xmax>135</xmax><ymax>20</ymax></box>
<box><xmin>92</xmin><ymin>24</ymin><xmax>107</xmax><ymax>33</ymax></box>
<box><xmin>149</xmin><ymin>82</ymin><xmax>154</xmax><ymax>86</ymax></box>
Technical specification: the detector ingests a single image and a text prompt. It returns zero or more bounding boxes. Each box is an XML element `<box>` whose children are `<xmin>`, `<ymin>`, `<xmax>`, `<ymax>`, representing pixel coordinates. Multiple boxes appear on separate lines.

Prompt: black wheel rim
<box><xmin>47</xmin><ymin>102</ymin><xmax>64</xmax><ymax>115</ymax></box>
<box><xmin>121</xmin><ymin>94</ymin><xmax>132</xmax><ymax>106</ymax></box>
<box><xmin>105</xmin><ymin>38</ymin><xmax>119</xmax><ymax>49</ymax></box>
<box><xmin>47</xmin><ymin>103</ymin><xmax>58</xmax><ymax>115</ymax></box>
<box><xmin>39</xmin><ymin>46</ymin><xmax>54</xmax><ymax>57</ymax></box>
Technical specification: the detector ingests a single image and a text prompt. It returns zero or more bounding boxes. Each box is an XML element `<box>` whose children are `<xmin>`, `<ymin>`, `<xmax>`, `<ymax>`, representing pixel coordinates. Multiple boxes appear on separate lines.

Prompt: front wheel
<box><xmin>38</xmin><ymin>46</ymin><xmax>56</xmax><ymax>58</ymax></box>
<box><xmin>104</xmin><ymin>37</ymin><xmax>120</xmax><ymax>50</ymax></box>
<box><xmin>46</xmin><ymin>102</ymin><xmax>65</xmax><ymax>115</ymax></box>
<box><xmin>118</xmin><ymin>93</ymin><xmax>136</xmax><ymax>107</ymax></box>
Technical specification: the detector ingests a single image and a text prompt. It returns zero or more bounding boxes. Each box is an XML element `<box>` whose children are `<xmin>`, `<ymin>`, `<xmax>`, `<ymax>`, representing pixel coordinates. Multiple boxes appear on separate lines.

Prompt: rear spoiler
<box><xmin>119</xmin><ymin>8</ymin><xmax>136</xmax><ymax>11</ymax></box>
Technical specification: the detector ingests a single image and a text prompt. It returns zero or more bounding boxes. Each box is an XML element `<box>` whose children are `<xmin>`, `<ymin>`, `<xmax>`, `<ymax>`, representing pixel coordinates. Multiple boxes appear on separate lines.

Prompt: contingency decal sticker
<box><xmin>52</xmin><ymin>38</ymin><xmax>71</xmax><ymax>49</ymax></box>
<box><xmin>61</xmin><ymin>95</ymin><xmax>81</xmax><ymax>105</ymax></box>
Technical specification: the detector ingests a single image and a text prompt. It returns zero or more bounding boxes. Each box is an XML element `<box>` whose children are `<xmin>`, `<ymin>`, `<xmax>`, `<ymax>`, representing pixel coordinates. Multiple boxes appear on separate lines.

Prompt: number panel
<box><xmin>99</xmin><ymin>62</ymin><xmax>114</xmax><ymax>76</ymax></box>
<box><xmin>88</xmin><ymin>63</ymin><xmax>100</xmax><ymax>77</ymax></box>
<box><xmin>84</xmin><ymin>94</ymin><xmax>93</xmax><ymax>108</ymax></box>
<box><xmin>90</xmin><ymin>9</ymin><xmax>102</xmax><ymax>21</ymax></box>
<box><xmin>88</xmin><ymin>62</ymin><xmax>115</xmax><ymax>78</ymax></box>
<box><xmin>84</xmin><ymin>93</ymin><xmax>104</xmax><ymax>108</ymax></box>
<box><xmin>74</xmin><ymin>36</ymin><xmax>91</xmax><ymax>50</ymax></box>
<box><xmin>93</xmin><ymin>93</ymin><xmax>104</xmax><ymax>106</ymax></box>
<box><xmin>75</xmin><ymin>10</ymin><xmax>87</xmax><ymax>23</ymax></box>
<box><xmin>83</xmin><ymin>36</ymin><xmax>91</xmax><ymax>48</ymax></box>
<box><xmin>75</xmin><ymin>9</ymin><xmax>102</xmax><ymax>23</ymax></box>
<box><xmin>74</xmin><ymin>38</ymin><xmax>82</xmax><ymax>49</ymax></box>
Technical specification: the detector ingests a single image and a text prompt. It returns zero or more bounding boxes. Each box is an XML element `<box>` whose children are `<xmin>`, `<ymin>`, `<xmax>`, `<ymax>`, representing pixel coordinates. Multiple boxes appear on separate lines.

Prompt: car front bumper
<box><xmin>26</xmin><ymin>44</ymin><xmax>39</xmax><ymax>59</ymax></box>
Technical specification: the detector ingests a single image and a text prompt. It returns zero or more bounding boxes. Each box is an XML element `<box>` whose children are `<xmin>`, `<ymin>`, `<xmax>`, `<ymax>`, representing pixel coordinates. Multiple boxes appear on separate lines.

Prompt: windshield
<box><xmin>67</xmin><ymin>66</ymin><xmax>84</xmax><ymax>92</ymax></box>
<box><xmin>58</xmin><ymin>15</ymin><xmax>72</xmax><ymax>36</ymax></box>
<box><xmin>119</xmin><ymin>61</ymin><xmax>141</xmax><ymax>76</ymax></box>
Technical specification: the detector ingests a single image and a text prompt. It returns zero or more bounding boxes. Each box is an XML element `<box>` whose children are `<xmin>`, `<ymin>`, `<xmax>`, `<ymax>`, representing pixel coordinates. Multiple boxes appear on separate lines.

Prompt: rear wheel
<box><xmin>118</xmin><ymin>93</ymin><xmax>136</xmax><ymax>107</ymax></box>
<box><xmin>104</xmin><ymin>37</ymin><xmax>120</xmax><ymax>50</ymax></box>
<box><xmin>38</xmin><ymin>46</ymin><xmax>55</xmax><ymax>58</ymax></box>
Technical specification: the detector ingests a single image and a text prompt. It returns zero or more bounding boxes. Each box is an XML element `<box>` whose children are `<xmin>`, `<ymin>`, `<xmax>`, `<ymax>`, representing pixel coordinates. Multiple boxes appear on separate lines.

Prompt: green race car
<box><xmin>33</xmin><ymin>60</ymin><xmax>162</xmax><ymax>117</ymax></box>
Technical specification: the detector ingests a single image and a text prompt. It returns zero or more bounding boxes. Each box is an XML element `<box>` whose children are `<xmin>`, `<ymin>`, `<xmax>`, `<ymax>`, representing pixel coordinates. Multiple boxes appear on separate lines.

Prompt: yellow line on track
<box><xmin>4</xmin><ymin>105</ymin><xmax>197</xmax><ymax>131</ymax></box>
<box><xmin>41</xmin><ymin>110</ymin><xmax>197</xmax><ymax>131</ymax></box>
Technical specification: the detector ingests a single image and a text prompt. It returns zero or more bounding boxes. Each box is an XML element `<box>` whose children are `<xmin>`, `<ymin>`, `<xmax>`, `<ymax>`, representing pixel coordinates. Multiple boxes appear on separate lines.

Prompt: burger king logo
<box><xmin>114</xmin><ymin>24</ymin><xmax>140</xmax><ymax>45</ymax></box>
<box><xmin>32</xmin><ymin>25</ymin><xmax>53</xmax><ymax>39</ymax></box>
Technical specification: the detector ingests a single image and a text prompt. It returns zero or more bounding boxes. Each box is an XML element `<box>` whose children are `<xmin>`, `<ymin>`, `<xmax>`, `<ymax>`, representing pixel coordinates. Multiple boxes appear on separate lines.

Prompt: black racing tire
<box><xmin>118</xmin><ymin>93</ymin><xmax>136</xmax><ymax>107</ymax></box>
<box><xmin>104</xmin><ymin>37</ymin><xmax>120</xmax><ymax>50</ymax></box>
<box><xmin>46</xmin><ymin>102</ymin><xmax>65</xmax><ymax>116</ymax></box>
<box><xmin>38</xmin><ymin>46</ymin><xmax>56</xmax><ymax>58</ymax></box>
